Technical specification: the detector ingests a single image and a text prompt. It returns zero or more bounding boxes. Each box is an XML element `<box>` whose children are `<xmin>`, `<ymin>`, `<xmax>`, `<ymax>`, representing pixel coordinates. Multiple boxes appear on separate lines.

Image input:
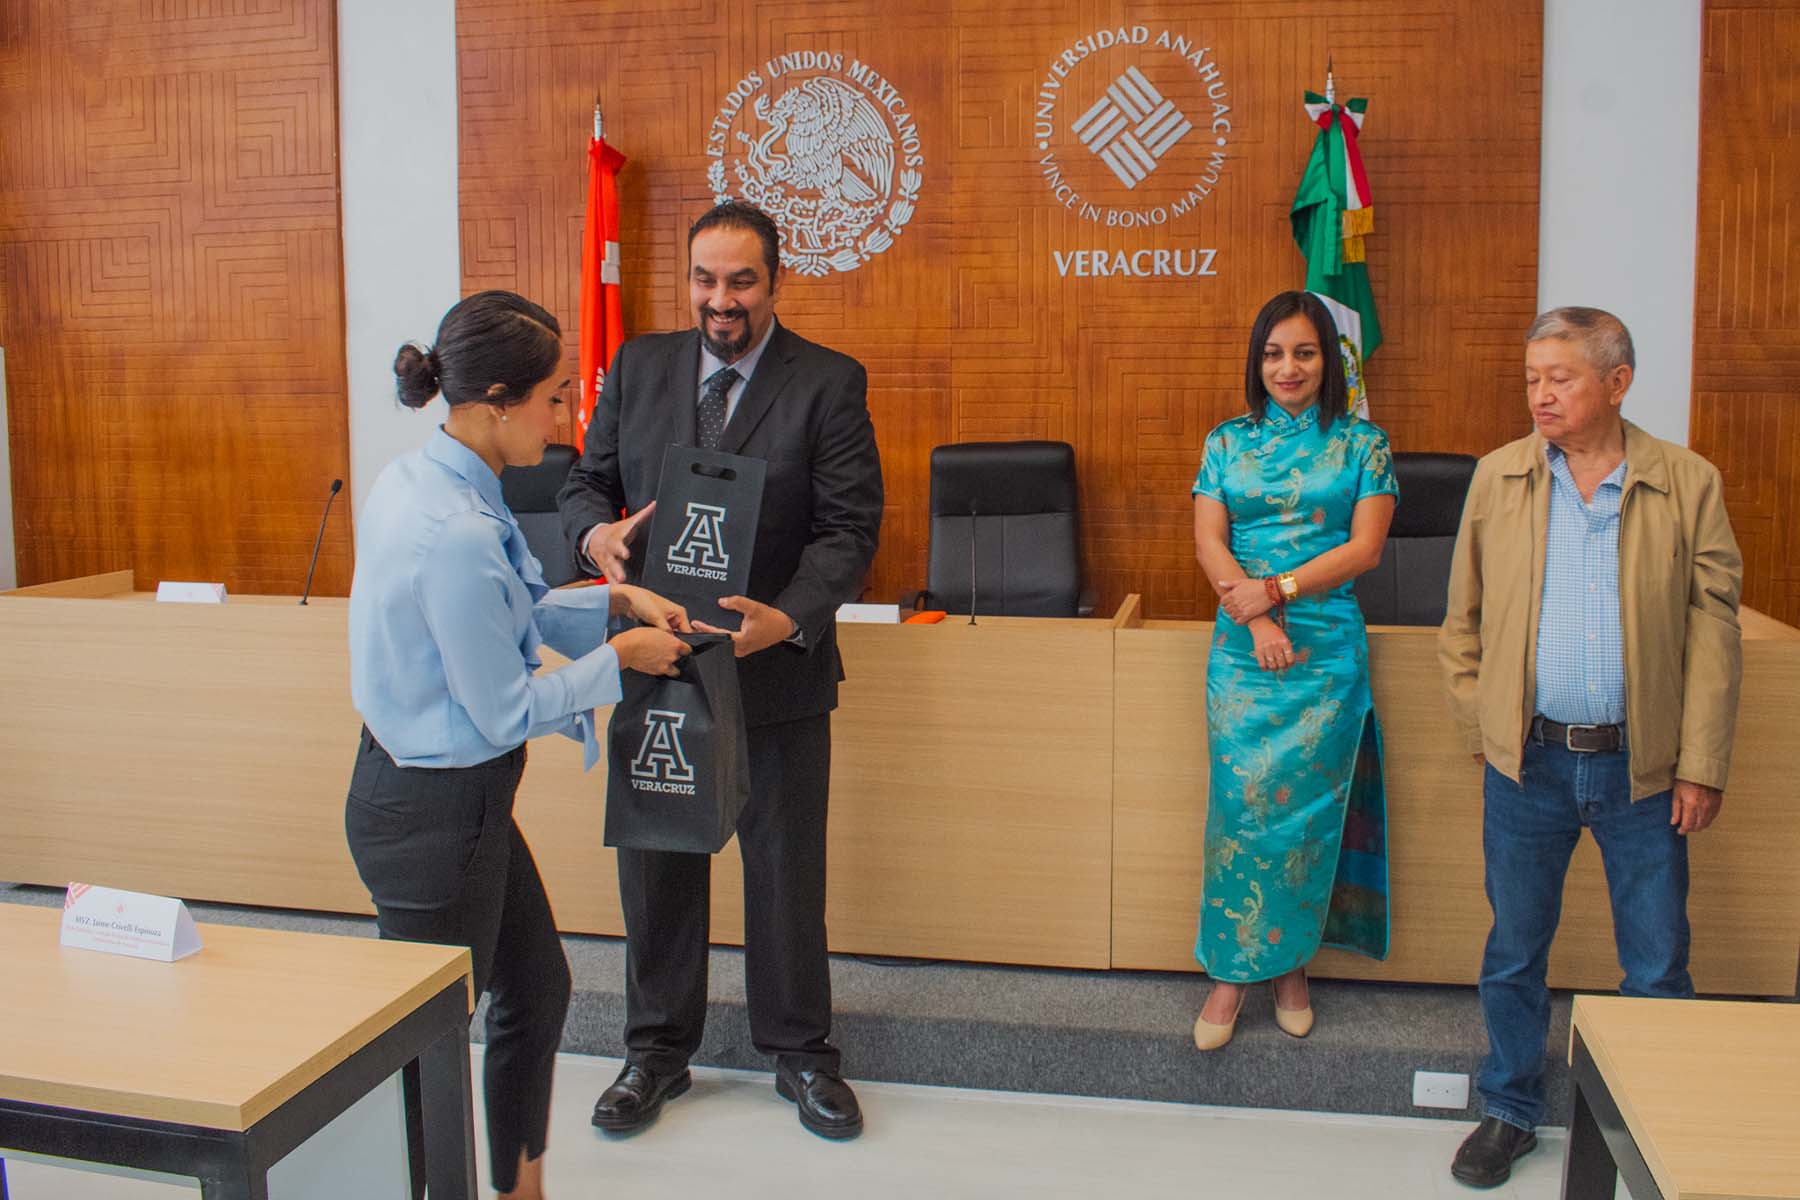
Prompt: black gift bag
<box><xmin>604</xmin><ymin>634</ymin><xmax>749</xmax><ymax>854</ymax></box>
<box><xmin>636</xmin><ymin>445</ymin><xmax>766</xmax><ymax>631</ymax></box>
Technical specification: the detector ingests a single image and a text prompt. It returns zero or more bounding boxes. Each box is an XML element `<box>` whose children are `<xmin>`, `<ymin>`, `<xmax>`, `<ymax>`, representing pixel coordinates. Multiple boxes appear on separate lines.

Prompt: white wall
<box><xmin>339</xmin><ymin>0</ymin><xmax>460</xmax><ymax>529</ymax></box>
<box><xmin>1538</xmin><ymin>0</ymin><xmax>1702</xmax><ymax>445</ymax></box>
<box><xmin>0</xmin><ymin>347</ymin><xmax>13</xmax><ymax>590</ymax></box>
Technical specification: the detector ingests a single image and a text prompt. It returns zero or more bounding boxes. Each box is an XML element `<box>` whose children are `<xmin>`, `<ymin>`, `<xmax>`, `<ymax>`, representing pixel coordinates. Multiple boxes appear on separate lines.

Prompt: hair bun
<box><xmin>393</xmin><ymin>341</ymin><xmax>441</xmax><ymax>409</ymax></box>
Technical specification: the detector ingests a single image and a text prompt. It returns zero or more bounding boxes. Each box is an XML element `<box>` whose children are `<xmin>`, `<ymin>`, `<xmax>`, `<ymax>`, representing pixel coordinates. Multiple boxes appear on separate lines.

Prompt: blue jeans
<box><xmin>1476</xmin><ymin>736</ymin><xmax>1691</xmax><ymax>1131</ymax></box>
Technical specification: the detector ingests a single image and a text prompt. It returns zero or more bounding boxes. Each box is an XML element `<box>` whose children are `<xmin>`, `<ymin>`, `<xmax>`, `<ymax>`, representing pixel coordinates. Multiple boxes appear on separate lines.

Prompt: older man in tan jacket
<box><xmin>1438</xmin><ymin>307</ymin><xmax>1742</xmax><ymax>1188</ymax></box>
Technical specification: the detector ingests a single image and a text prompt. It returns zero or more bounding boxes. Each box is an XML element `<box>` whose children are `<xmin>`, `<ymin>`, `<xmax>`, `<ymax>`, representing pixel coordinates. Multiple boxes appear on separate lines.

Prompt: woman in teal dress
<box><xmin>1190</xmin><ymin>291</ymin><xmax>1398</xmax><ymax>1050</ymax></box>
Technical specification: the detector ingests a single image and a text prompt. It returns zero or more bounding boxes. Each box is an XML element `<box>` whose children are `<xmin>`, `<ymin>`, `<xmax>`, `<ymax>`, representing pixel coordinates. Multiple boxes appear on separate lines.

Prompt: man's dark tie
<box><xmin>697</xmin><ymin>365</ymin><xmax>739</xmax><ymax>450</ymax></box>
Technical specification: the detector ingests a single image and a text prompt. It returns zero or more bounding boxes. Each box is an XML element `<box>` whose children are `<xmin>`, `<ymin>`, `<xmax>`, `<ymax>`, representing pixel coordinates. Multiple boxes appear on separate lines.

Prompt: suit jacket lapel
<box><xmin>718</xmin><ymin>323</ymin><xmax>795</xmax><ymax>455</ymax></box>
<box><xmin>670</xmin><ymin>329</ymin><xmax>700</xmax><ymax>448</ymax></box>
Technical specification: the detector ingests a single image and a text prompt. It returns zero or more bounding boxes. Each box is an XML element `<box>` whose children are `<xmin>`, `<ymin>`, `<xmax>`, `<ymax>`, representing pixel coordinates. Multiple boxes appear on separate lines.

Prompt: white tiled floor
<box><xmin>5</xmin><ymin>1049</ymin><xmax>1574</xmax><ymax>1198</ymax></box>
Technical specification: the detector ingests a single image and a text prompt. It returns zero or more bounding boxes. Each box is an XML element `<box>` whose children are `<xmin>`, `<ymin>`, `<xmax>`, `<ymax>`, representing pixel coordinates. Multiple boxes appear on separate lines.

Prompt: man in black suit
<box><xmin>558</xmin><ymin>200</ymin><xmax>882</xmax><ymax>1139</ymax></box>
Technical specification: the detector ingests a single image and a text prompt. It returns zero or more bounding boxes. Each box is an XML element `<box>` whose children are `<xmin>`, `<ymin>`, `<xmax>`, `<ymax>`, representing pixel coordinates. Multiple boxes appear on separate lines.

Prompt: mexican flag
<box><xmin>576</xmin><ymin>131</ymin><xmax>626</xmax><ymax>451</ymax></box>
<box><xmin>1292</xmin><ymin>90</ymin><xmax>1379</xmax><ymax>417</ymax></box>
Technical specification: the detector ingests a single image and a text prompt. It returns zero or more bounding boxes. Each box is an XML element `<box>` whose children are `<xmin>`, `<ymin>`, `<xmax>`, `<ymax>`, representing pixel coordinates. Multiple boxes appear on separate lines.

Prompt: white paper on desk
<box><xmin>156</xmin><ymin>581</ymin><xmax>228</xmax><ymax>604</ymax></box>
<box><xmin>836</xmin><ymin>603</ymin><xmax>901</xmax><ymax>624</ymax></box>
<box><xmin>60</xmin><ymin>882</ymin><xmax>203</xmax><ymax>962</ymax></box>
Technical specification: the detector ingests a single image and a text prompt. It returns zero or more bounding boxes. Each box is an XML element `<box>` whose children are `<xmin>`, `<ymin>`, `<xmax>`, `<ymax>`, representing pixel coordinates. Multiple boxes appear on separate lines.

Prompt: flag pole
<box><xmin>1325</xmin><ymin>57</ymin><xmax>1335</xmax><ymax>105</ymax></box>
<box><xmin>594</xmin><ymin>92</ymin><xmax>604</xmax><ymax>141</ymax></box>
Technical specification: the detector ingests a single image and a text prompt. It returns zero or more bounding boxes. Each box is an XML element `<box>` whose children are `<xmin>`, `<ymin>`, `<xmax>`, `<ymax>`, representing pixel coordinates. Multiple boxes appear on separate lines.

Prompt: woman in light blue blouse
<box><xmin>347</xmin><ymin>290</ymin><xmax>689</xmax><ymax>1199</ymax></box>
<box><xmin>1189</xmin><ymin>291</ymin><xmax>1398</xmax><ymax>1051</ymax></box>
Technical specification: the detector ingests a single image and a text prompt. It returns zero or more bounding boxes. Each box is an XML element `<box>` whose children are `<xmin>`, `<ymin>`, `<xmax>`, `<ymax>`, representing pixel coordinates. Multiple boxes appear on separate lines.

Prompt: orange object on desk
<box><xmin>903</xmin><ymin>610</ymin><xmax>947</xmax><ymax>624</ymax></box>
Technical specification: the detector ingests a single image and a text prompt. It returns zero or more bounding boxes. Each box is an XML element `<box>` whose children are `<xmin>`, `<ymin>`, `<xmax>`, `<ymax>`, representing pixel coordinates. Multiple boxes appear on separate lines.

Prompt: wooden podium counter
<box><xmin>3</xmin><ymin>573</ymin><xmax>1797</xmax><ymax>991</ymax></box>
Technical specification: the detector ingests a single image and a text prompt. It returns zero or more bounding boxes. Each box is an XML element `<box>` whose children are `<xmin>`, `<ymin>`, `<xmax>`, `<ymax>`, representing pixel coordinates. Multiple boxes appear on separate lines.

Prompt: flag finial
<box><xmin>1325</xmin><ymin>57</ymin><xmax>1336</xmax><ymax>105</ymax></box>
<box><xmin>593</xmin><ymin>92</ymin><xmax>604</xmax><ymax>140</ymax></box>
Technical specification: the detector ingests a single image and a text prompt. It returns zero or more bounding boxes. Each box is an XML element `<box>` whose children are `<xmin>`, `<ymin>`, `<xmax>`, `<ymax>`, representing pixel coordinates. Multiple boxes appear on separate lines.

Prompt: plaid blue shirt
<box><xmin>1534</xmin><ymin>446</ymin><xmax>1627</xmax><ymax>725</ymax></box>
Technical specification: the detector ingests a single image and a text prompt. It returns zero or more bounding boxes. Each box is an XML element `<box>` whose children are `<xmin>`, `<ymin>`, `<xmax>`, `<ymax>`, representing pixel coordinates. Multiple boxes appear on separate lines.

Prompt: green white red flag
<box><xmin>1292</xmin><ymin>89</ymin><xmax>1380</xmax><ymax>417</ymax></box>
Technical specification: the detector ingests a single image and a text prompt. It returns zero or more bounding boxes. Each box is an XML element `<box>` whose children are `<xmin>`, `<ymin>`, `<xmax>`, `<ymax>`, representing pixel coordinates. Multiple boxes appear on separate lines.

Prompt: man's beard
<box><xmin>699</xmin><ymin>306</ymin><xmax>752</xmax><ymax>361</ymax></box>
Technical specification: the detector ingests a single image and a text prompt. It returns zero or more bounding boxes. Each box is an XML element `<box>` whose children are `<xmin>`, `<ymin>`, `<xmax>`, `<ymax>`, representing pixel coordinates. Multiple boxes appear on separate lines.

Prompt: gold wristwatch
<box><xmin>1276</xmin><ymin>572</ymin><xmax>1300</xmax><ymax>601</ymax></box>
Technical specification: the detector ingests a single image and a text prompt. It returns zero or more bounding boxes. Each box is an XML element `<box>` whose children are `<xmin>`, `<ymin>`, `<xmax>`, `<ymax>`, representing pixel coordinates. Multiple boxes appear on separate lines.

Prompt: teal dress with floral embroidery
<box><xmin>1192</xmin><ymin>402</ymin><xmax>1397</xmax><ymax>981</ymax></box>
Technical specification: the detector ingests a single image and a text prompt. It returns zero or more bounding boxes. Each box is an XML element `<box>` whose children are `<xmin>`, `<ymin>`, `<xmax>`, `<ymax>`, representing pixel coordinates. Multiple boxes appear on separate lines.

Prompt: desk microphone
<box><xmin>967</xmin><ymin>502</ymin><xmax>978</xmax><ymax>626</ymax></box>
<box><xmin>299</xmin><ymin>479</ymin><xmax>343</xmax><ymax>606</ymax></box>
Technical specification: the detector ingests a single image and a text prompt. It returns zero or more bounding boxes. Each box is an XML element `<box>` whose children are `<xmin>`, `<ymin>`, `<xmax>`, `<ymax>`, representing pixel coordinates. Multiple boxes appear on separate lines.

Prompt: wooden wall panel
<box><xmin>1690</xmin><ymin>2</ymin><xmax>1800</xmax><ymax>626</ymax></box>
<box><xmin>0</xmin><ymin>1</ymin><xmax>352</xmax><ymax>596</ymax></box>
<box><xmin>458</xmin><ymin>0</ymin><xmax>1539</xmax><ymax>617</ymax></box>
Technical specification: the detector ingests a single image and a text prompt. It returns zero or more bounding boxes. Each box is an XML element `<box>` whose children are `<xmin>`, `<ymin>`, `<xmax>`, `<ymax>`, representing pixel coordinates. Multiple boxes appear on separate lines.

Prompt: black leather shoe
<box><xmin>1451</xmin><ymin>1116</ymin><xmax>1538</xmax><ymax>1187</ymax></box>
<box><xmin>775</xmin><ymin>1063</ymin><xmax>863</xmax><ymax>1139</ymax></box>
<box><xmin>590</xmin><ymin>1062</ymin><xmax>691</xmax><ymax>1133</ymax></box>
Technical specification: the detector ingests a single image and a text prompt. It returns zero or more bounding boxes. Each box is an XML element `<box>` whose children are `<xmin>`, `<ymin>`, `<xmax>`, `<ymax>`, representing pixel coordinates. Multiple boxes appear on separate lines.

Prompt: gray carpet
<box><xmin>12</xmin><ymin>881</ymin><xmax>1789</xmax><ymax>1125</ymax></box>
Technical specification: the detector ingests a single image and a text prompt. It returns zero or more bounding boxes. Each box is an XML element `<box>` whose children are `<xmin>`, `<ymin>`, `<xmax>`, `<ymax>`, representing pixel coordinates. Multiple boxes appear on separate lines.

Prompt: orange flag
<box><xmin>577</xmin><ymin>133</ymin><xmax>626</xmax><ymax>450</ymax></box>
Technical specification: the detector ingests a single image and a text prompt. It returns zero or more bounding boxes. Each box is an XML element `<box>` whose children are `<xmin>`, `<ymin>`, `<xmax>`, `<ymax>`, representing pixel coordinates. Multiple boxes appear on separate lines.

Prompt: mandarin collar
<box><xmin>425</xmin><ymin>426</ymin><xmax>509</xmax><ymax>518</ymax></box>
<box><xmin>1260</xmin><ymin>400</ymin><xmax>1319</xmax><ymax>433</ymax></box>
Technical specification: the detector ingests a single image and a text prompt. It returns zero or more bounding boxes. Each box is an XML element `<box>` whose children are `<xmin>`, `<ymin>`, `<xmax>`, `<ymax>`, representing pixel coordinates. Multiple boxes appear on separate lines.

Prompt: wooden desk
<box><xmin>1564</xmin><ymin>995</ymin><xmax>1800</xmax><ymax>1199</ymax></box>
<box><xmin>0</xmin><ymin>573</ymin><xmax>1123</xmax><ymax>970</ymax></box>
<box><xmin>0</xmin><ymin>904</ymin><xmax>476</xmax><ymax>1200</ymax></box>
<box><xmin>2</xmin><ymin>572</ymin><xmax>1797</xmax><ymax>990</ymax></box>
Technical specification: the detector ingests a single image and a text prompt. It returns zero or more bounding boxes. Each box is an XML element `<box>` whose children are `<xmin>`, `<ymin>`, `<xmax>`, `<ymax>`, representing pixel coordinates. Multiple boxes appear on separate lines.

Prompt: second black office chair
<box><xmin>1352</xmin><ymin>451</ymin><xmax>1477</xmax><ymax>626</ymax></box>
<box><xmin>912</xmin><ymin>440</ymin><xmax>1091</xmax><ymax>618</ymax></box>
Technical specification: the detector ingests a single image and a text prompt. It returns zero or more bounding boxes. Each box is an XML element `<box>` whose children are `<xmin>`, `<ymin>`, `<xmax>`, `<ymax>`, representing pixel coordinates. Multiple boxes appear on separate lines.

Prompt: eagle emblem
<box><xmin>708</xmin><ymin>71</ymin><xmax>922</xmax><ymax>276</ymax></box>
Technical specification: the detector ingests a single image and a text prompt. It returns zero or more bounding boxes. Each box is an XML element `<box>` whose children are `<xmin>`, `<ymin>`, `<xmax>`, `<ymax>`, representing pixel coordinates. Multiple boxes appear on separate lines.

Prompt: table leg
<box><xmin>1561</xmin><ymin>1078</ymin><xmax>1617</xmax><ymax>1199</ymax></box>
<box><xmin>198</xmin><ymin>1162</ymin><xmax>270</xmax><ymax>1200</ymax></box>
<box><xmin>1565</xmin><ymin>1031</ymin><xmax>1665</xmax><ymax>1200</ymax></box>
<box><xmin>416</xmin><ymin>1022</ymin><xmax>477</xmax><ymax>1200</ymax></box>
<box><xmin>402</xmin><ymin>1058</ymin><xmax>426</xmax><ymax>1200</ymax></box>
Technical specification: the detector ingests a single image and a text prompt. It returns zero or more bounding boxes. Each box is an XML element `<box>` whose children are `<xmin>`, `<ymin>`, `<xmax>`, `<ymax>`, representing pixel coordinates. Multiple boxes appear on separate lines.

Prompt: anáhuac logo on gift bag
<box><xmin>665</xmin><ymin>501</ymin><xmax>730</xmax><ymax>581</ymax></box>
<box><xmin>630</xmin><ymin>709</ymin><xmax>697</xmax><ymax>795</ymax></box>
<box><xmin>705</xmin><ymin>51</ymin><xmax>924</xmax><ymax>277</ymax></box>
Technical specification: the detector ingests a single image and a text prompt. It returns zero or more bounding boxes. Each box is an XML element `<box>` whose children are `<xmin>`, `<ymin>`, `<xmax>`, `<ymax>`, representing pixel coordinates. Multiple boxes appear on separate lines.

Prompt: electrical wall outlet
<box><xmin>1412</xmin><ymin>1070</ymin><xmax>1471</xmax><ymax>1109</ymax></box>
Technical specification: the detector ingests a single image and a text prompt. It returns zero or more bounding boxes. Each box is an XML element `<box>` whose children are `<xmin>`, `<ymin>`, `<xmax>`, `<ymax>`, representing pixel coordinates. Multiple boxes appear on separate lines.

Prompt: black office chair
<box><xmin>1352</xmin><ymin>451</ymin><xmax>1477</xmax><ymax>626</ymax></box>
<box><xmin>500</xmin><ymin>443</ymin><xmax>581</xmax><ymax>588</ymax></box>
<box><xmin>910</xmin><ymin>440</ymin><xmax>1091</xmax><ymax>618</ymax></box>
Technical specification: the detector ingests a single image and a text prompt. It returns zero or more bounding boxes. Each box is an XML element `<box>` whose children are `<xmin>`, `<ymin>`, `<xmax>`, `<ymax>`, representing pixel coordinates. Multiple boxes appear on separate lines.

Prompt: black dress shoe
<box><xmin>591</xmin><ymin>1062</ymin><xmax>691</xmax><ymax>1132</ymax></box>
<box><xmin>775</xmin><ymin>1063</ymin><xmax>863</xmax><ymax>1139</ymax></box>
<box><xmin>1451</xmin><ymin>1116</ymin><xmax>1538</xmax><ymax>1188</ymax></box>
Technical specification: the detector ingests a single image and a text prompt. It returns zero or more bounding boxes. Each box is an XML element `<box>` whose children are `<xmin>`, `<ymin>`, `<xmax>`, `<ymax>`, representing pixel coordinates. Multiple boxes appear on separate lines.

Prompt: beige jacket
<box><xmin>1438</xmin><ymin>420</ymin><xmax>1743</xmax><ymax>800</ymax></box>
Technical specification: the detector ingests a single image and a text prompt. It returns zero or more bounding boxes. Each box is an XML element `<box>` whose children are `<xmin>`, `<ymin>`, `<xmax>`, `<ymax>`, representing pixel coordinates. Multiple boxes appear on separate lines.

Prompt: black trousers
<box><xmin>345</xmin><ymin>728</ymin><xmax>571</xmax><ymax>1195</ymax></box>
<box><xmin>617</xmin><ymin>712</ymin><xmax>838</xmax><ymax>1075</ymax></box>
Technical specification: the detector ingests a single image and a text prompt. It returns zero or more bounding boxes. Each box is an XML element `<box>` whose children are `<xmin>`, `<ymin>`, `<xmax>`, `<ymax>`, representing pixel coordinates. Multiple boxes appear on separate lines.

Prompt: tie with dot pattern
<box><xmin>697</xmin><ymin>365</ymin><xmax>739</xmax><ymax>451</ymax></box>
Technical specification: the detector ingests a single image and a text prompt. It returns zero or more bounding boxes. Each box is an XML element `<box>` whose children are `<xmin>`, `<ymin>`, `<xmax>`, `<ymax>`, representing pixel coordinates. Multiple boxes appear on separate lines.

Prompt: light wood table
<box><xmin>0</xmin><ymin>904</ymin><xmax>475</xmax><ymax>1200</ymax></box>
<box><xmin>1564</xmin><ymin>995</ymin><xmax>1800</xmax><ymax>1199</ymax></box>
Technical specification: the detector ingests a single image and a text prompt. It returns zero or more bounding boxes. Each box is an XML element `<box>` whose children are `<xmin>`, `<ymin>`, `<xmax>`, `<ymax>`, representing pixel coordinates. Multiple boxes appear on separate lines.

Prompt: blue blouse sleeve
<box><xmin>534</xmin><ymin>584</ymin><xmax>614</xmax><ymax>660</ymax></box>
<box><xmin>414</xmin><ymin>512</ymin><xmax>622</xmax><ymax>753</ymax></box>
<box><xmin>1354</xmin><ymin>424</ymin><xmax>1400</xmax><ymax>501</ymax></box>
<box><xmin>1192</xmin><ymin>426</ymin><xmax>1229</xmax><ymax>500</ymax></box>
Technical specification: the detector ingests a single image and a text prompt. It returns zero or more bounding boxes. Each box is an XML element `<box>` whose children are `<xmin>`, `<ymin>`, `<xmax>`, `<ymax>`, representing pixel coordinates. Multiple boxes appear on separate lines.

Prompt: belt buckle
<box><xmin>1563</xmin><ymin>723</ymin><xmax>1606</xmax><ymax>752</ymax></box>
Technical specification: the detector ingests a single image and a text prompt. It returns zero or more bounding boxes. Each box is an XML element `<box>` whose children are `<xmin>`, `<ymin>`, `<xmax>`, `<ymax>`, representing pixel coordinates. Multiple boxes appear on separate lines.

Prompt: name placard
<box><xmin>156</xmin><ymin>581</ymin><xmax>228</xmax><ymax>604</ymax></box>
<box><xmin>836</xmin><ymin>603</ymin><xmax>900</xmax><ymax>624</ymax></box>
<box><xmin>60</xmin><ymin>882</ymin><xmax>203</xmax><ymax>962</ymax></box>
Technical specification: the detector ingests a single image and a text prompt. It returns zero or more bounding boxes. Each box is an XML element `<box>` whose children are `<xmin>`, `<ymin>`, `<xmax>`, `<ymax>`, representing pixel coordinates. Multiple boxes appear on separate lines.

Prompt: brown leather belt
<box><xmin>1530</xmin><ymin>715</ymin><xmax>1624</xmax><ymax>753</ymax></box>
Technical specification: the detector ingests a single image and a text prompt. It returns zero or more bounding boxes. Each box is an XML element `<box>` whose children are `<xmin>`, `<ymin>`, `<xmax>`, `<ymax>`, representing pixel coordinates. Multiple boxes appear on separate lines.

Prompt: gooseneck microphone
<box><xmin>299</xmin><ymin>478</ymin><xmax>343</xmax><ymax>606</ymax></box>
<box><xmin>968</xmin><ymin>502</ymin><xmax>978</xmax><ymax>626</ymax></box>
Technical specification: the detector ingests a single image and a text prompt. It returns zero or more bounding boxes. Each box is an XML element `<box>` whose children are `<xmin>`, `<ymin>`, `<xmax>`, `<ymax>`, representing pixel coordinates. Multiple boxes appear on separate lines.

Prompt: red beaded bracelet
<box><xmin>1262</xmin><ymin>576</ymin><xmax>1283</xmax><ymax>608</ymax></box>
